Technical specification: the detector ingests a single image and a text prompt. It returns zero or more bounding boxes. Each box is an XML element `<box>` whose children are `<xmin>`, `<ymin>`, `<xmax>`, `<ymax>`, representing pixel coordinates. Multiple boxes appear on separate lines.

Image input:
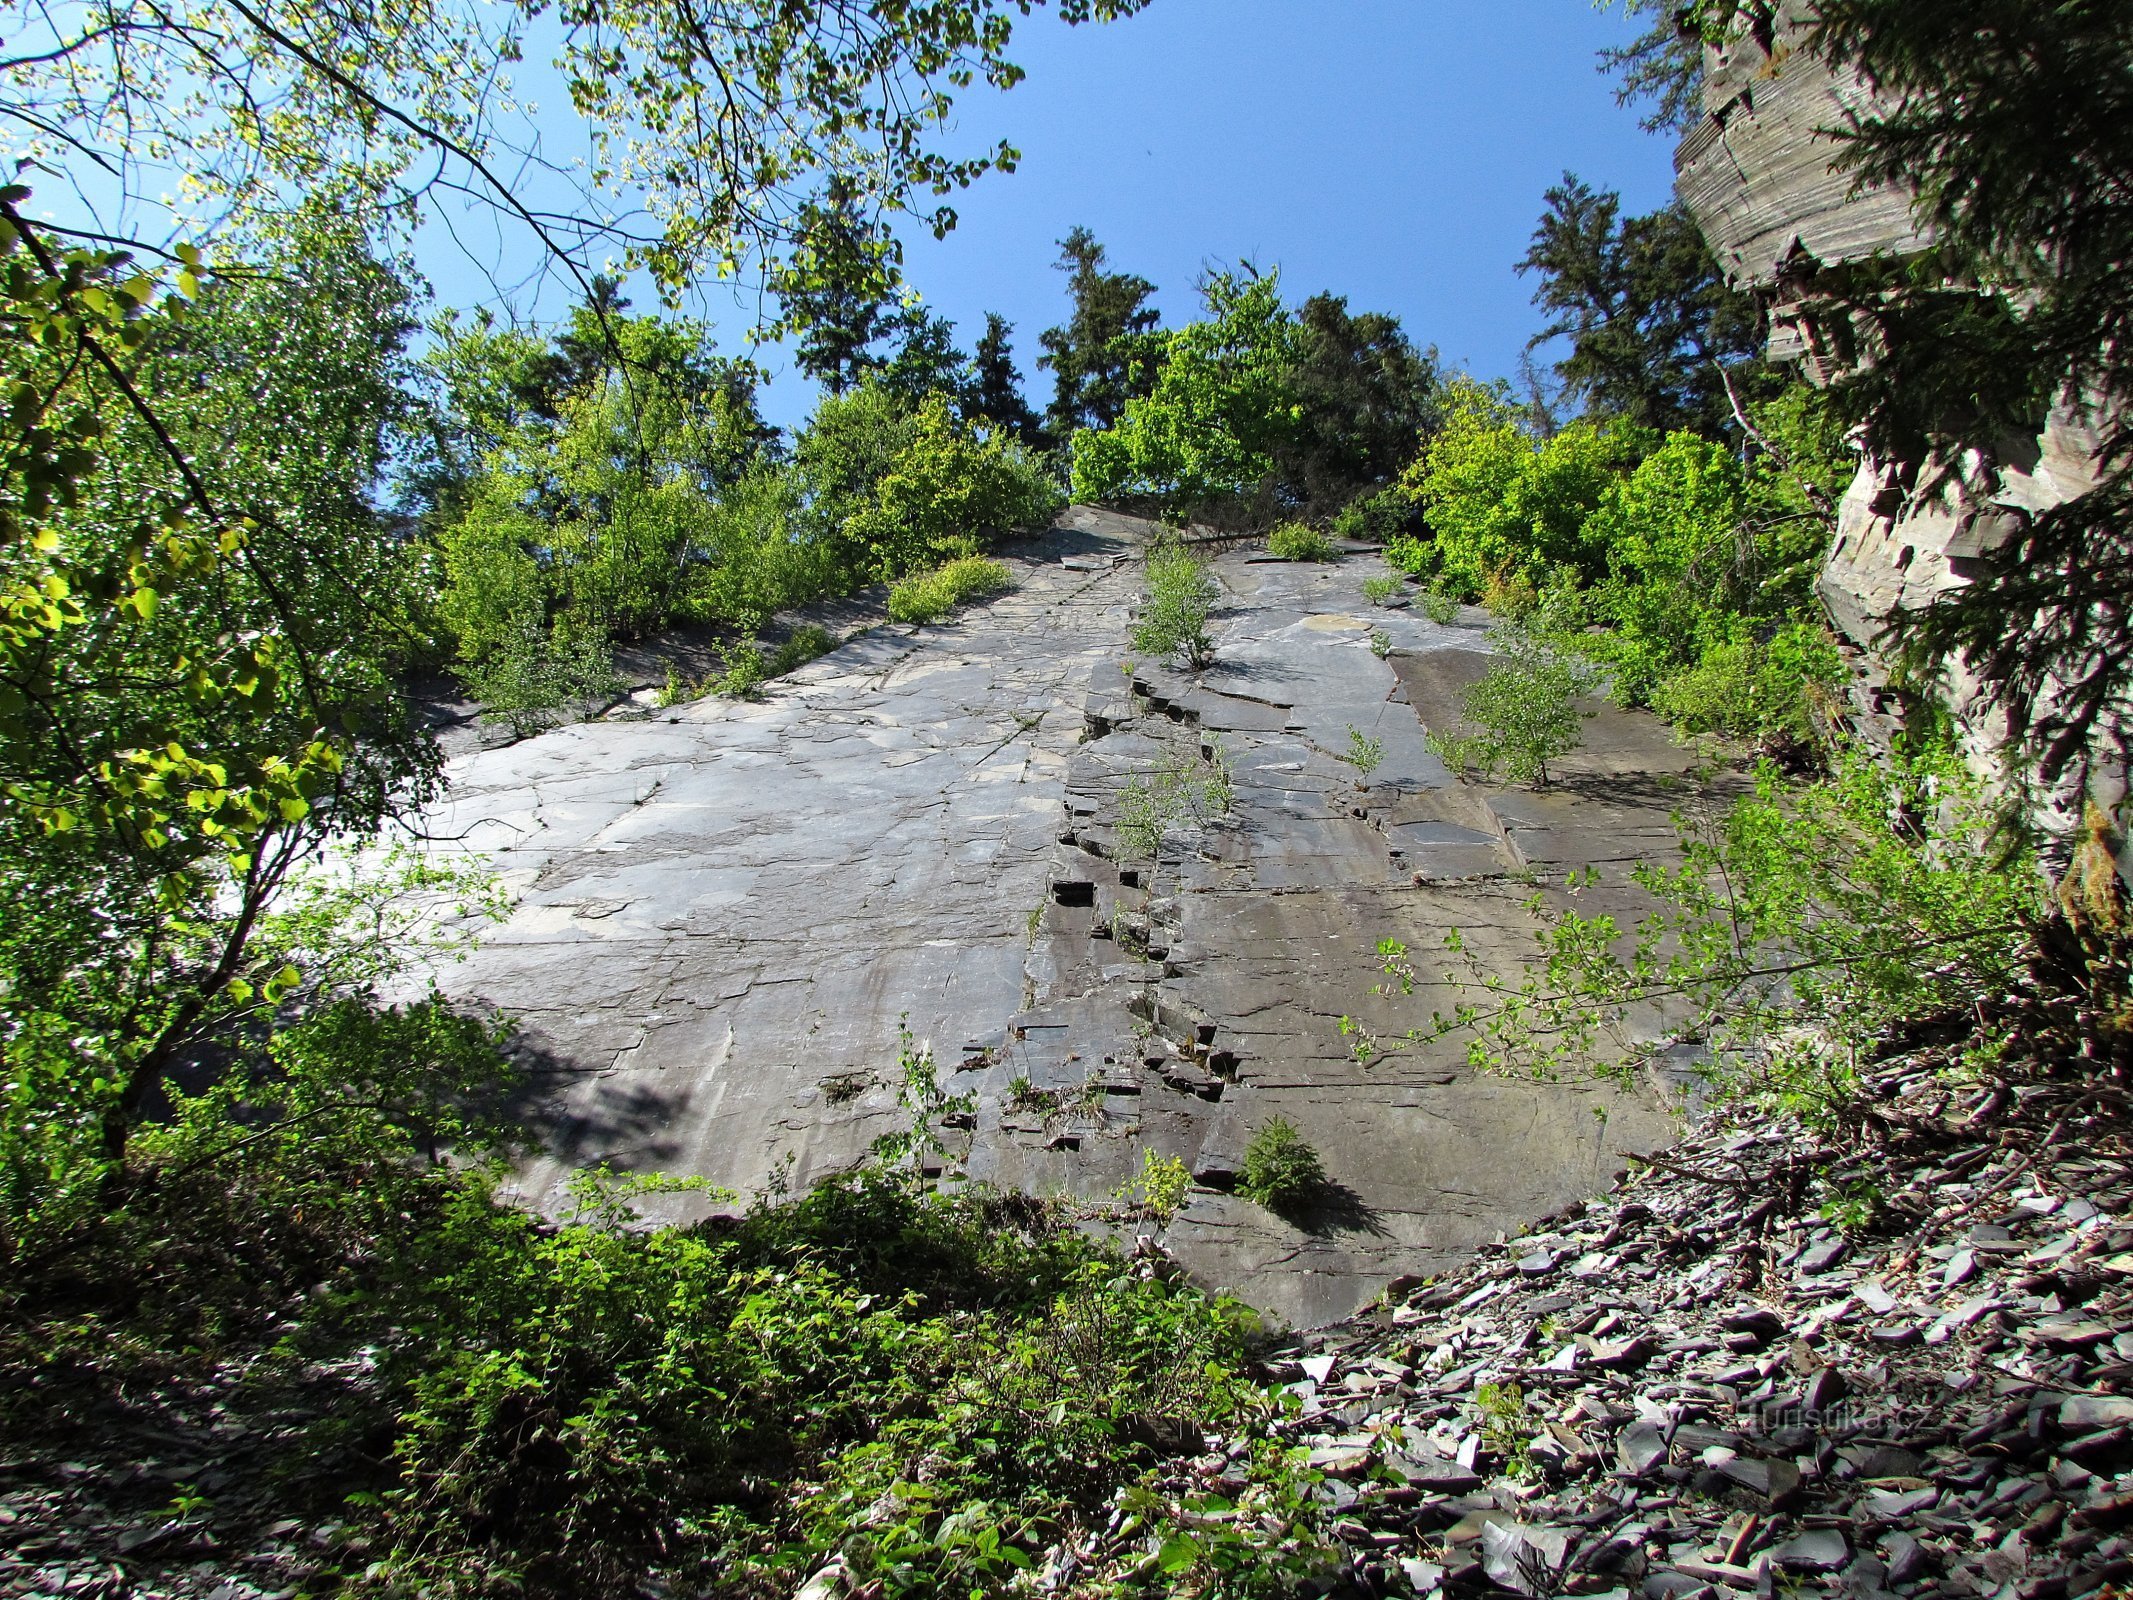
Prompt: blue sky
<box><xmin>418</xmin><ymin>1</ymin><xmax>1681</xmax><ymax>432</ymax></box>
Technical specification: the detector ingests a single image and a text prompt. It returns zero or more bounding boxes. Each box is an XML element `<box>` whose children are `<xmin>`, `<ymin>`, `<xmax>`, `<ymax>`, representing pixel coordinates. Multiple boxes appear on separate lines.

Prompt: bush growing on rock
<box><xmin>1267</xmin><ymin>521</ymin><xmax>1338</xmax><ymax>561</ymax></box>
<box><xmin>1132</xmin><ymin>539</ymin><xmax>1220</xmax><ymax>668</ymax></box>
<box><xmin>1382</xmin><ymin>745</ymin><xmax>2050</xmax><ymax>1126</ymax></box>
<box><xmin>1237</xmin><ymin>1117</ymin><xmax>1327</xmax><ymax>1212</ymax></box>
<box><xmin>1426</xmin><ymin>623</ymin><xmax>1599</xmax><ymax>788</ymax></box>
<box><xmin>845</xmin><ymin>395</ymin><xmax>1062</xmax><ymax>581</ymax></box>
<box><xmin>1361</xmin><ymin>575</ymin><xmax>1403</xmax><ymax>606</ymax></box>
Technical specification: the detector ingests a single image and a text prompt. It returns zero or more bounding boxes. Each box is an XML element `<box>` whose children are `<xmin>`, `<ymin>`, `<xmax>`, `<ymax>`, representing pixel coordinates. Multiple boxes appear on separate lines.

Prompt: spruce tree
<box><xmin>969</xmin><ymin>313</ymin><xmax>1044</xmax><ymax>444</ymax></box>
<box><xmin>1037</xmin><ymin>227</ymin><xmax>1161</xmax><ymax>438</ymax></box>
<box><xmin>1519</xmin><ymin>175</ymin><xmax>1769</xmax><ymax>440</ymax></box>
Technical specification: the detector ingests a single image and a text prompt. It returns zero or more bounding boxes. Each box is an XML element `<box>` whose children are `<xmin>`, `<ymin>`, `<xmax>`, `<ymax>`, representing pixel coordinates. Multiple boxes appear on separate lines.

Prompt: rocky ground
<box><xmin>1049</xmin><ymin>1047</ymin><xmax>2133</xmax><ymax>1600</ymax></box>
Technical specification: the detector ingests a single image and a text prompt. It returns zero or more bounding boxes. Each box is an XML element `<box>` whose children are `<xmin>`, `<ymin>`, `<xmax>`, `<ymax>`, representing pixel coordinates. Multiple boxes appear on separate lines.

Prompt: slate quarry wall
<box><xmin>410</xmin><ymin>512</ymin><xmax>1722</xmax><ymax>1327</ymax></box>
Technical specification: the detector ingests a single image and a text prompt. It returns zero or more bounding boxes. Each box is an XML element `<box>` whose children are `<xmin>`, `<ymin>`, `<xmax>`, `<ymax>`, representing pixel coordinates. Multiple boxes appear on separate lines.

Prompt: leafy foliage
<box><xmin>1394</xmin><ymin>378</ymin><xmax>1641</xmax><ymax>596</ymax></box>
<box><xmin>1267</xmin><ymin>522</ymin><xmax>1338</xmax><ymax>562</ymax></box>
<box><xmin>845</xmin><ymin>397</ymin><xmax>1061</xmax><ymax>580</ymax></box>
<box><xmin>1236</xmin><ymin>1118</ymin><xmax>1326</xmax><ymax>1213</ymax></box>
<box><xmin>887</xmin><ymin>556</ymin><xmax>1016</xmax><ymax>625</ymax></box>
<box><xmin>0</xmin><ymin>207</ymin><xmax>444</xmax><ymax>1185</ymax></box>
<box><xmin>1115</xmin><ymin>1147</ymin><xmax>1194</xmax><ymax>1222</ymax></box>
<box><xmin>1071</xmin><ymin>268</ymin><xmax>1298</xmax><ymax>514</ymax></box>
<box><xmin>1391</xmin><ymin>747</ymin><xmax>2047</xmax><ymax>1124</ymax></box>
<box><xmin>4</xmin><ymin>1035</ymin><xmax>1275</xmax><ymax>1598</ymax></box>
<box><xmin>1072</xmin><ymin>269</ymin><xmax>1444</xmax><ymax>522</ymax></box>
<box><xmin>1426</xmin><ymin>625</ymin><xmax>1600</xmax><ymax>789</ymax></box>
<box><xmin>3</xmin><ymin>2</ymin><xmax>1152</xmax><ymax>310</ymax></box>
<box><xmin>1131</xmin><ymin>539</ymin><xmax>1221</xmax><ymax>669</ymax></box>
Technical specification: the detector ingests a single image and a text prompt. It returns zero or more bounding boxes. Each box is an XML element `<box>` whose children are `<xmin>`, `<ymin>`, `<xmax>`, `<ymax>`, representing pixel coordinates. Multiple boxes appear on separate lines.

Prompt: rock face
<box><xmin>1674</xmin><ymin>5</ymin><xmax>2124</xmax><ymax>833</ymax></box>
<box><xmin>407</xmin><ymin>511</ymin><xmax>1729</xmax><ymax>1325</ymax></box>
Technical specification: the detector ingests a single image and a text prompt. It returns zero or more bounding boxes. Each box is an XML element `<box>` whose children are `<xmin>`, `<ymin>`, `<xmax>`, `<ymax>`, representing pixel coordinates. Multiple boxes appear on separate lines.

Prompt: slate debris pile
<box><xmin>1078</xmin><ymin>1051</ymin><xmax>2133</xmax><ymax>1599</ymax></box>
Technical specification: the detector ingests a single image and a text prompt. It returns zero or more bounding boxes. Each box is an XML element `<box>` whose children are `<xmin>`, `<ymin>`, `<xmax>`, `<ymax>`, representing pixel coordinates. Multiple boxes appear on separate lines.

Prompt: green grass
<box><xmin>1267</xmin><ymin>522</ymin><xmax>1338</xmax><ymax>562</ymax></box>
<box><xmin>888</xmin><ymin>556</ymin><xmax>1015</xmax><ymax>625</ymax></box>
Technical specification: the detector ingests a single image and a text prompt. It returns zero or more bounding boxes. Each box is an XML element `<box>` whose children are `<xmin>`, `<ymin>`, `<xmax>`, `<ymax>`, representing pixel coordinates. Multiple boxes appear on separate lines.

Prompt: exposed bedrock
<box><xmin>412</xmin><ymin>510</ymin><xmax>1716</xmax><ymax>1326</ymax></box>
<box><xmin>1675</xmin><ymin>3</ymin><xmax>2125</xmax><ymax>833</ymax></box>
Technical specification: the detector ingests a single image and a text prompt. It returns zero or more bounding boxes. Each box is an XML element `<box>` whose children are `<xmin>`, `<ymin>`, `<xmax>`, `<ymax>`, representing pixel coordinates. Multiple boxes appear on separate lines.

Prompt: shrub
<box><xmin>1370</xmin><ymin>628</ymin><xmax>1393</xmax><ymax>659</ymax></box>
<box><xmin>1115</xmin><ymin>1147</ymin><xmax>1194</xmax><ymax>1222</ymax></box>
<box><xmin>888</xmin><ymin>555</ymin><xmax>1015</xmax><ymax>625</ymax></box>
<box><xmin>767</xmin><ymin>622</ymin><xmax>837</xmax><ymax>676</ymax></box>
<box><xmin>1420</xmin><ymin>584</ymin><xmax>1461</xmax><ymax>625</ymax></box>
<box><xmin>1332</xmin><ymin>481</ymin><xmax>1424</xmax><ymax>544</ymax></box>
<box><xmin>467</xmin><ymin>614</ymin><xmax>620</xmax><ymax>736</ymax></box>
<box><xmin>1649</xmin><ymin>622</ymin><xmax>1843</xmax><ymax>753</ymax></box>
<box><xmin>712</xmin><ymin>636</ymin><xmax>768</xmax><ymax>699</ymax></box>
<box><xmin>847</xmin><ymin>396</ymin><xmax>1061</xmax><ymax>580</ymax></box>
<box><xmin>1341</xmin><ymin>726</ymin><xmax>1386</xmax><ymax>779</ymax></box>
<box><xmin>1116</xmin><ymin>747</ymin><xmax>1233</xmax><ymax>867</ymax></box>
<box><xmin>1237</xmin><ymin>1118</ymin><xmax>1326</xmax><ymax>1212</ymax></box>
<box><xmin>1426</xmin><ymin>623</ymin><xmax>1599</xmax><ymax>788</ymax></box>
<box><xmin>1400</xmin><ymin>377</ymin><xmax>1643</xmax><ymax>596</ymax></box>
<box><xmin>1400</xmin><ymin>746</ymin><xmax>2046</xmax><ymax>1126</ymax></box>
<box><xmin>1267</xmin><ymin>521</ymin><xmax>1338</xmax><ymax>561</ymax></box>
<box><xmin>1361</xmin><ymin>575</ymin><xmax>1403</xmax><ymax>606</ymax></box>
<box><xmin>1132</xmin><ymin>539</ymin><xmax>1220</xmax><ymax>668</ymax></box>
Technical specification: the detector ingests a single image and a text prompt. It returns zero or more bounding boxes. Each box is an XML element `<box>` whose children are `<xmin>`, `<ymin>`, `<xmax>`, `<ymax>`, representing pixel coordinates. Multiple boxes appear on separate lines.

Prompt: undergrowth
<box><xmin>888</xmin><ymin>555</ymin><xmax>1015</xmax><ymax>625</ymax></box>
<box><xmin>0</xmin><ymin>1008</ymin><xmax>1310</xmax><ymax>1600</ymax></box>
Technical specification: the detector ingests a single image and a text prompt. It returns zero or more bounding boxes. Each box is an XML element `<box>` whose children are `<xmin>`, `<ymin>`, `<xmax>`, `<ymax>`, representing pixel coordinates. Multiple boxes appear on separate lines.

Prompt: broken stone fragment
<box><xmin>1618</xmin><ymin>1419</ymin><xmax>1670</xmax><ymax>1476</ymax></box>
<box><xmin>1479</xmin><ymin>1520</ymin><xmax>1573</xmax><ymax>1597</ymax></box>
<box><xmin>2060</xmin><ymin>1395</ymin><xmax>2133</xmax><ymax>1432</ymax></box>
<box><xmin>1772</xmin><ymin>1529</ymin><xmax>1850</xmax><ymax>1572</ymax></box>
<box><xmin>1863</xmin><ymin>1485</ymin><xmax>1939</xmax><ymax>1518</ymax></box>
<box><xmin>1716</xmin><ymin>1457</ymin><xmax>1803</xmax><ymax>1507</ymax></box>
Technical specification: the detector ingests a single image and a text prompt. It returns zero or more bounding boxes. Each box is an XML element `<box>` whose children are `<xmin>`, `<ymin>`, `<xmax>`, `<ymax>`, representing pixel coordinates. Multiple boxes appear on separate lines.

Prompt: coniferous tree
<box><xmin>1798</xmin><ymin>0</ymin><xmax>2133</xmax><ymax>779</ymax></box>
<box><xmin>1038</xmin><ymin>226</ymin><xmax>1161</xmax><ymax>438</ymax></box>
<box><xmin>1274</xmin><ymin>294</ymin><xmax>1444</xmax><ymax>510</ymax></box>
<box><xmin>970</xmin><ymin>312</ymin><xmax>1044</xmax><ymax>444</ymax></box>
<box><xmin>875</xmin><ymin>307</ymin><xmax>972</xmax><ymax>410</ymax></box>
<box><xmin>777</xmin><ymin>180</ymin><xmax>901</xmax><ymax>395</ymax></box>
<box><xmin>1519</xmin><ymin>174</ymin><xmax>1769</xmax><ymax>440</ymax></box>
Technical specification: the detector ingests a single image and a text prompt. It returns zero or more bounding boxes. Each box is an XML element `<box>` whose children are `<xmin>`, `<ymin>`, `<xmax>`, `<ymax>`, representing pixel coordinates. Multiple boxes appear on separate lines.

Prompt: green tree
<box><xmin>969</xmin><ymin>312</ymin><xmax>1045</xmax><ymax>444</ymax></box>
<box><xmin>1519</xmin><ymin>176</ymin><xmax>1769</xmax><ymax>439</ymax></box>
<box><xmin>5</xmin><ymin>2</ymin><xmax>1151</xmax><ymax>305</ymax></box>
<box><xmin>845</xmin><ymin>395</ymin><xmax>1061</xmax><ymax>579</ymax></box>
<box><xmin>1070</xmin><ymin>267</ymin><xmax>1297</xmax><ymax>515</ymax></box>
<box><xmin>875</xmin><ymin>305</ymin><xmax>974</xmax><ymax>411</ymax></box>
<box><xmin>792</xmin><ymin>380</ymin><xmax>924</xmax><ymax>547</ymax></box>
<box><xmin>1273</xmin><ymin>293</ymin><xmax>1444</xmax><ymax>513</ymax></box>
<box><xmin>775</xmin><ymin>180</ymin><xmax>902</xmax><ymax>394</ymax></box>
<box><xmin>1397</xmin><ymin>378</ymin><xmax>1643</xmax><ymax>596</ymax></box>
<box><xmin>1596</xmin><ymin>0</ymin><xmax>1708</xmax><ymax>134</ymax></box>
<box><xmin>1789</xmin><ymin>0</ymin><xmax>2133</xmax><ymax>781</ymax></box>
<box><xmin>434</xmin><ymin>309</ymin><xmax>777</xmax><ymax>683</ymax></box>
<box><xmin>0</xmin><ymin>212</ymin><xmax>438</xmax><ymax>1184</ymax></box>
<box><xmin>1038</xmin><ymin>226</ymin><xmax>1163</xmax><ymax>438</ymax></box>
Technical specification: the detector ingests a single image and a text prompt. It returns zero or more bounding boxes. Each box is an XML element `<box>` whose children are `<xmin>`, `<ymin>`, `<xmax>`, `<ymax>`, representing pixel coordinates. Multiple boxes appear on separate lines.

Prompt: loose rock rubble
<box><xmin>1072</xmin><ymin>1050</ymin><xmax>2133</xmax><ymax>1599</ymax></box>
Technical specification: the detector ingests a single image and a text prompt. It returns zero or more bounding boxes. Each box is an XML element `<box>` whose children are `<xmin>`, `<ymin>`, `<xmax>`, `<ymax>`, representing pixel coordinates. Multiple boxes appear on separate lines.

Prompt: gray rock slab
<box><xmin>404</xmin><ymin>525</ymin><xmax>1701</xmax><ymax>1320</ymax></box>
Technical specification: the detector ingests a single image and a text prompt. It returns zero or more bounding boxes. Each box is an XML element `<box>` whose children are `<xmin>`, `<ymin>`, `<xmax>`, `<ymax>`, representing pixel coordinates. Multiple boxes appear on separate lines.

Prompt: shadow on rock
<box><xmin>1272</xmin><ymin>1178</ymin><xmax>1390</xmax><ymax>1239</ymax></box>
<box><xmin>496</xmin><ymin>1034</ymin><xmax>692</xmax><ymax>1172</ymax></box>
